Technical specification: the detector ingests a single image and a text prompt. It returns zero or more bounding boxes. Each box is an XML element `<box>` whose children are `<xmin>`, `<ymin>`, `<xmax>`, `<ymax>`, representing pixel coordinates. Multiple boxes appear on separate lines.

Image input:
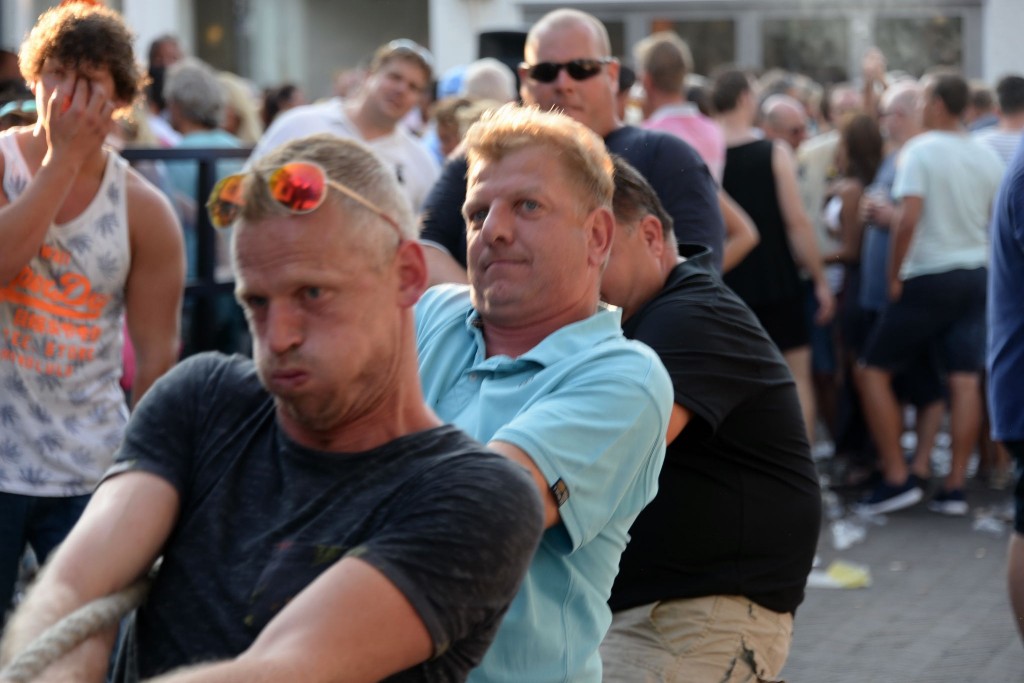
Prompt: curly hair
<box><xmin>18</xmin><ymin>2</ymin><xmax>145</xmax><ymax>106</ymax></box>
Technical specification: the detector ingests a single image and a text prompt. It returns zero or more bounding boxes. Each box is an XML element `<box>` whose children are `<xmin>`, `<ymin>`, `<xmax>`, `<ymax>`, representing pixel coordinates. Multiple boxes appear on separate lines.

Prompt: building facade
<box><xmin>2</xmin><ymin>0</ymin><xmax>1021</xmax><ymax>100</ymax></box>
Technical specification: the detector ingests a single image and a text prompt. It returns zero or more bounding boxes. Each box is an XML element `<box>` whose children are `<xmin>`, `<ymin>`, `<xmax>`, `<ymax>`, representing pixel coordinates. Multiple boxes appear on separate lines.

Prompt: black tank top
<box><xmin>722</xmin><ymin>139</ymin><xmax>802</xmax><ymax>305</ymax></box>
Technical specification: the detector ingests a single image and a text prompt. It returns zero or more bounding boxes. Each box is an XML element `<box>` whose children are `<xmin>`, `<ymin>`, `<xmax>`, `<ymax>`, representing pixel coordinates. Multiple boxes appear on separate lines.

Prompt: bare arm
<box><xmin>124</xmin><ymin>172</ymin><xmax>185</xmax><ymax>407</ymax></box>
<box><xmin>0</xmin><ymin>472</ymin><xmax>179</xmax><ymax>683</ymax></box>
<box><xmin>421</xmin><ymin>242</ymin><xmax>468</xmax><ymax>287</ymax></box>
<box><xmin>861</xmin><ymin>47</ymin><xmax>888</xmax><ymax>121</ymax></box>
<box><xmin>143</xmin><ymin>557</ymin><xmax>432</xmax><ymax>683</ymax></box>
<box><xmin>666</xmin><ymin>403</ymin><xmax>692</xmax><ymax>445</ymax></box>
<box><xmin>0</xmin><ymin>81</ymin><xmax>117</xmax><ymax>283</ymax></box>
<box><xmin>888</xmin><ymin>195</ymin><xmax>922</xmax><ymax>301</ymax></box>
<box><xmin>772</xmin><ymin>141</ymin><xmax>835</xmax><ymax>324</ymax></box>
<box><xmin>859</xmin><ymin>192</ymin><xmax>896</xmax><ymax>230</ymax></box>
<box><xmin>719</xmin><ymin>189</ymin><xmax>759</xmax><ymax>273</ymax></box>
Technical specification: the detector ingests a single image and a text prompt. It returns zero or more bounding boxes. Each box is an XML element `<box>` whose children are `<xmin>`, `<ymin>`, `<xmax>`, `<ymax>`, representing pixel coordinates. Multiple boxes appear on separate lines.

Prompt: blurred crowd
<box><xmin>2</xmin><ymin>3</ymin><xmax>1024</xmax><ymax>680</ymax></box>
<box><xmin>3</xmin><ymin>24</ymin><xmax>1019</xmax><ymax>516</ymax></box>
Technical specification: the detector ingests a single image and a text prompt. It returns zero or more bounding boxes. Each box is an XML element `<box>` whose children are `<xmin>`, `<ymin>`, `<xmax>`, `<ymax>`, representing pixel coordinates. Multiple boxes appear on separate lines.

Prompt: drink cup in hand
<box><xmin>865</xmin><ymin>188</ymin><xmax>889</xmax><ymax>224</ymax></box>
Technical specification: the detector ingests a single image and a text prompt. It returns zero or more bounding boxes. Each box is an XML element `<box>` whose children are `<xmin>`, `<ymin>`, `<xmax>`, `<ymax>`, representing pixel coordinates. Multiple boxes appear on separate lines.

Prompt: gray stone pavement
<box><xmin>781</xmin><ymin>476</ymin><xmax>1024</xmax><ymax>683</ymax></box>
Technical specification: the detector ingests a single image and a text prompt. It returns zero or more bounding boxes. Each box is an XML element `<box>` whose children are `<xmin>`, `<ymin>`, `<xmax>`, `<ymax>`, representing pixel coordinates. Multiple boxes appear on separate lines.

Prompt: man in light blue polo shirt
<box><xmin>415</xmin><ymin>103</ymin><xmax>673</xmax><ymax>683</ymax></box>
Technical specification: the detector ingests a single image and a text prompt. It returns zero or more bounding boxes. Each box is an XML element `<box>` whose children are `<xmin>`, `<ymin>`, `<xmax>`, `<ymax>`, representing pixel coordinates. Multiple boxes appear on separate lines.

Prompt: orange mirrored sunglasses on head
<box><xmin>206</xmin><ymin>161</ymin><xmax>401</xmax><ymax>234</ymax></box>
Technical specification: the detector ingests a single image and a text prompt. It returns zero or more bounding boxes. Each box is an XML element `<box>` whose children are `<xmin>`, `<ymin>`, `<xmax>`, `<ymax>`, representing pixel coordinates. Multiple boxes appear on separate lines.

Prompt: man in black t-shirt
<box><xmin>598</xmin><ymin>158</ymin><xmax>821</xmax><ymax>683</ymax></box>
<box><xmin>0</xmin><ymin>136</ymin><xmax>544</xmax><ymax>683</ymax></box>
<box><xmin>418</xmin><ymin>8</ymin><xmax>725</xmax><ymax>285</ymax></box>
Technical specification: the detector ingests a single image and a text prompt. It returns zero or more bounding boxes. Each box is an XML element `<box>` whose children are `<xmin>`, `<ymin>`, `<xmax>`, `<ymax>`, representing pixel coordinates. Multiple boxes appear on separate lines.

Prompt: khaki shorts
<box><xmin>601</xmin><ymin>595</ymin><xmax>793</xmax><ymax>683</ymax></box>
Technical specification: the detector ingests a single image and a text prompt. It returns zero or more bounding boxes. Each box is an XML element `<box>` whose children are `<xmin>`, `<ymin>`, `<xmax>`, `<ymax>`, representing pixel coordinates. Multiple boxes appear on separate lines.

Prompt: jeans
<box><xmin>0</xmin><ymin>491</ymin><xmax>90</xmax><ymax>627</ymax></box>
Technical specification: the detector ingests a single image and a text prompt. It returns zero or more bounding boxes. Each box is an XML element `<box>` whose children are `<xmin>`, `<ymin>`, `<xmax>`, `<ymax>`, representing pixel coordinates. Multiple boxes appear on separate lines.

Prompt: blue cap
<box><xmin>437</xmin><ymin>65</ymin><xmax>467</xmax><ymax>99</ymax></box>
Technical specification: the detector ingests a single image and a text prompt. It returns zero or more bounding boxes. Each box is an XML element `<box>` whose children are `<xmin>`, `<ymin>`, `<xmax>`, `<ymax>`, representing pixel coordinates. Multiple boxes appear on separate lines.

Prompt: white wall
<box><xmin>3</xmin><ymin>0</ymin><xmax>50</xmax><ymax>52</ymax></box>
<box><xmin>983</xmin><ymin>0</ymin><xmax>1024</xmax><ymax>82</ymax></box>
<box><xmin>122</xmin><ymin>0</ymin><xmax>192</xmax><ymax>65</ymax></box>
<box><xmin>430</xmin><ymin>0</ymin><xmax>524</xmax><ymax>75</ymax></box>
<box><xmin>2</xmin><ymin>0</ymin><xmax>190</xmax><ymax>73</ymax></box>
<box><xmin>248</xmin><ymin>0</ymin><xmax>308</xmax><ymax>91</ymax></box>
<box><xmin>298</xmin><ymin>0</ymin><xmax>430</xmax><ymax>99</ymax></box>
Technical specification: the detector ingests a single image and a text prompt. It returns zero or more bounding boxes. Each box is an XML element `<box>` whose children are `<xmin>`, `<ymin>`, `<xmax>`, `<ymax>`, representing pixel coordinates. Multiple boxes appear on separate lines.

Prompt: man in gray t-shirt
<box><xmin>0</xmin><ymin>135</ymin><xmax>543</xmax><ymax>683</ymax></box>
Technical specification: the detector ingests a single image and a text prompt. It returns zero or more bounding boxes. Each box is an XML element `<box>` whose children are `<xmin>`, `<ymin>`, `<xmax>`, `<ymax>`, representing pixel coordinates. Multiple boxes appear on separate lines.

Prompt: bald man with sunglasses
<box><xmin>0</xmin><ymin>134</ymin><xmax>544</xmax><ymax>683</ymax></box>
<box><xmin>419</xmin><ymin>8</ymin><xmax>728</xmax><ymax>285</ymax></box>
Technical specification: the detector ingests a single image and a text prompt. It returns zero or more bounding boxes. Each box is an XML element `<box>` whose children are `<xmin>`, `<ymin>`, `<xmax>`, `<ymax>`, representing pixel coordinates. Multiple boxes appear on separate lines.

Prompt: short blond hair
<box><xmin>464</xmin><ymin>104</ymin><xmax>613</xmax><ymax>214</ymax></box>
<box><xmin>218</xmin><ymin>71</ymin><xmax>264</xmax><ymax>145</ymax></box>
<box><xmin>634</xmin><ymin>31</ymin><xmax>693</xmax><ymax>94</ymax></box>
<box><xmin>236</xmin><ymin>134</ymin><xmax>415</xmax><ymax>261</ymax></box>
<box><xmin>368</xmin><ymin>39</ymin><xmax>433</xmax><ymax>82</ymax></box>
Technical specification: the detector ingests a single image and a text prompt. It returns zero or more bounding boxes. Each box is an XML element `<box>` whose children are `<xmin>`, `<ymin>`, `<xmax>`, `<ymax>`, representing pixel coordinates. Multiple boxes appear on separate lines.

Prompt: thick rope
<box><xmin>0</xmin><ymin>576</ymin><xmax>152</xmax><ymax>683</ymax></box>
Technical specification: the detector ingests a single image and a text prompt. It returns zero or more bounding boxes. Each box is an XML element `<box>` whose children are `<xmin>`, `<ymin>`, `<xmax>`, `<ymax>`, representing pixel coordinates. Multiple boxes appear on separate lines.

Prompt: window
<box><xmin>604</xmin><ymin>20</ymin><xmax>626</xmax><ymax>60</ymax></box>
<box><xmin>669</xmin><ymin>20</ymin><xmax>736</xmax><ymax>77</ymax></box>
<box><xmin>762</xmin><ymin>18</ymin><xmax>850</xmax><ymax>84</ymax></box>
<box><xmin>874</xmin><ymin>15</ymin><xmax>962</xmax><ymax>77</ymax></box>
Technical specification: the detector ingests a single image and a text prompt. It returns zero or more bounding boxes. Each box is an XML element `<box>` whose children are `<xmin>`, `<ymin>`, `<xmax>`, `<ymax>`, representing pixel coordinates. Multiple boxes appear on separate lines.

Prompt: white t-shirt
<box><xmin>892</xmin><ymin>130</ymin><xmax>1005</xmax><ymax>279</ymax></box>
<box><xmin>248</xmin><ymin>99</ymin><xmax>440</xmax><ymax>211</ymax></box>
<box><xmin>974</xmin><ymin>127</ymin><xmax>1023</xmax><ymax>165</ymax></box>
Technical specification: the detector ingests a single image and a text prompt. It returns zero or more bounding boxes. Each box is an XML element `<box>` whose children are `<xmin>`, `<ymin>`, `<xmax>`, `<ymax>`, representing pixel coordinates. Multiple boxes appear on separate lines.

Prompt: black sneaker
<box><xmin>855</xmin><ymin>475</ymin><xmax>924</xmax><ymax>515</ymax></box>
<box><xmin>927</xmin><ymin>489</ymin><xmax>968</xmax><ymax>516</ymax></box>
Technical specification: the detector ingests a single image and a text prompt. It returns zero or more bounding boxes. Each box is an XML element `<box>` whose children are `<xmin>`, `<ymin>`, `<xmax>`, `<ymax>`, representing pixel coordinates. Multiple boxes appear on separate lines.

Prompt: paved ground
<box><xmin>782</xmin><ymin>475</ymin><xmax>1024</xmax><ymax>682</ymax></box>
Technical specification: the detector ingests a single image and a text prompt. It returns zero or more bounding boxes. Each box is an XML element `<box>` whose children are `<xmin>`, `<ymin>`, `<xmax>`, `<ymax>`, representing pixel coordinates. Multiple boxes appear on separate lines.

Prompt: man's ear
<box><xmin>518</xmin><ymin>65</ymin><xmax>531</xmax><ymax>102</ymax></box>
<box><xmin>605</xmin><ymin>59</ymin><xmax>621</xmax><ymax>95</ymax></box>
<box><xmin>586</xmin><ymin>206</ymin><xmax>615</xmax><ymax>267</ymax></box>
<box><xmin>395</xmin><ymin>239</ymin><xmax>429</xmax><ymax>307</ymax></box>
<box><xmin>640</xmin><ymin>71</ymin><xmax>654</xmax><ymax>94</ymax></box>
<box><xmin>639</xmin><ymin>214</ymin><xmax>665</xmax><ymax>258</ymax></box>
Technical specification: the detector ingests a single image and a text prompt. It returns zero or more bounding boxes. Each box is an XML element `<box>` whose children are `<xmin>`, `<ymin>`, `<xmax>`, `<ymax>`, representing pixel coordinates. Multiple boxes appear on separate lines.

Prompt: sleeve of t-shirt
<box><xmin>398</xmin><ymin>135</ymin><xmax>442</xmax><ymax>212</ymax></box>
<box><xmin>246</xmin><ymin>105</ymin><xmax>323</xmax><ymax>169</ymax></box>
<box><xmin>1012</xmin><ymin>158</ymin><xmax>1024</xmax><ymax>249</ymax></box>
<box><xmin>418</xmin><ymin>155</ymin><xmax>470</xmax><ymax>268</ymax></box>
<box><xmin>892</xmin><ymin>143</ymin><xmax>926</xmax><ymax>200</ymax></box>
<box><xmin>101</xmin><ymin>354</ymin><xmax>215</xmax><ymax>494</ymax></box>
<box><xmin>630</xmin><ymin>295</ymin><xmax>760</xmax><ymax>434</ymax></box>
<box><xmin>648</xmin><ymin>135</ymin><xmax>725</xmax><ymax>270</ymax></box>
<box><xmin>490</xmin><ymin>347</ymin><xmax>672</xmax><ymax>550</ymax></box>
<box><xmin>246</xmin><ymin>115</ymin><xmax>290</xmax><ymax>169</ymax></box>
<box><xmin>986</xmin><ymin>149</ymin><xmax>1009</xmax><ymax>206</ymax></box>
<box><xmin>349</xmin><ymin>453</ymin><xmax>544</xmax><ymax>657</ymax></box>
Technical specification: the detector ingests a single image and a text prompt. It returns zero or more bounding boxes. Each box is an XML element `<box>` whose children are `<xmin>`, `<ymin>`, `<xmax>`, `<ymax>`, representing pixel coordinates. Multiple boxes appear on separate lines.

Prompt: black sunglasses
<box><xmin>521</xmin><ymin>58</ymin><xmax>614</xmax><ymax>84</ymax></box>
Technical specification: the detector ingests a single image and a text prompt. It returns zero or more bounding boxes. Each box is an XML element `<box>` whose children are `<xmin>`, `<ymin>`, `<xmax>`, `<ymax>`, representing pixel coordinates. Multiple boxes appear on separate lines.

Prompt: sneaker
<box><xmin>928</xmin><ymin>489</ymin><xmax>969</xmax><ymax>516</ymax></box>
<box><xmin>855</xmin><ymin>476</ymin><xmax>924</xmax><ymax>515</ymax></box>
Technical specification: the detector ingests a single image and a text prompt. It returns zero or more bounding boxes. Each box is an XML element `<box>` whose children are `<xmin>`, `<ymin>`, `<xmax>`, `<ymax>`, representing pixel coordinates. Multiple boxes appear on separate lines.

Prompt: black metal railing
<box><xmin>120</xmin><ymin>146</ymin><xmax>251</xmax><ymax>356</ymax></box>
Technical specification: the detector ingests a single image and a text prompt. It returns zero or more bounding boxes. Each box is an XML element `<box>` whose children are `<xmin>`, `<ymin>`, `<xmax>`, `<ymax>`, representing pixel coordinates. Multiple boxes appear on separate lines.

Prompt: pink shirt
<box><xmin>643</xmin><ymin>104</ymin><xmax>726</xmax><ymax>184</ymax></box>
